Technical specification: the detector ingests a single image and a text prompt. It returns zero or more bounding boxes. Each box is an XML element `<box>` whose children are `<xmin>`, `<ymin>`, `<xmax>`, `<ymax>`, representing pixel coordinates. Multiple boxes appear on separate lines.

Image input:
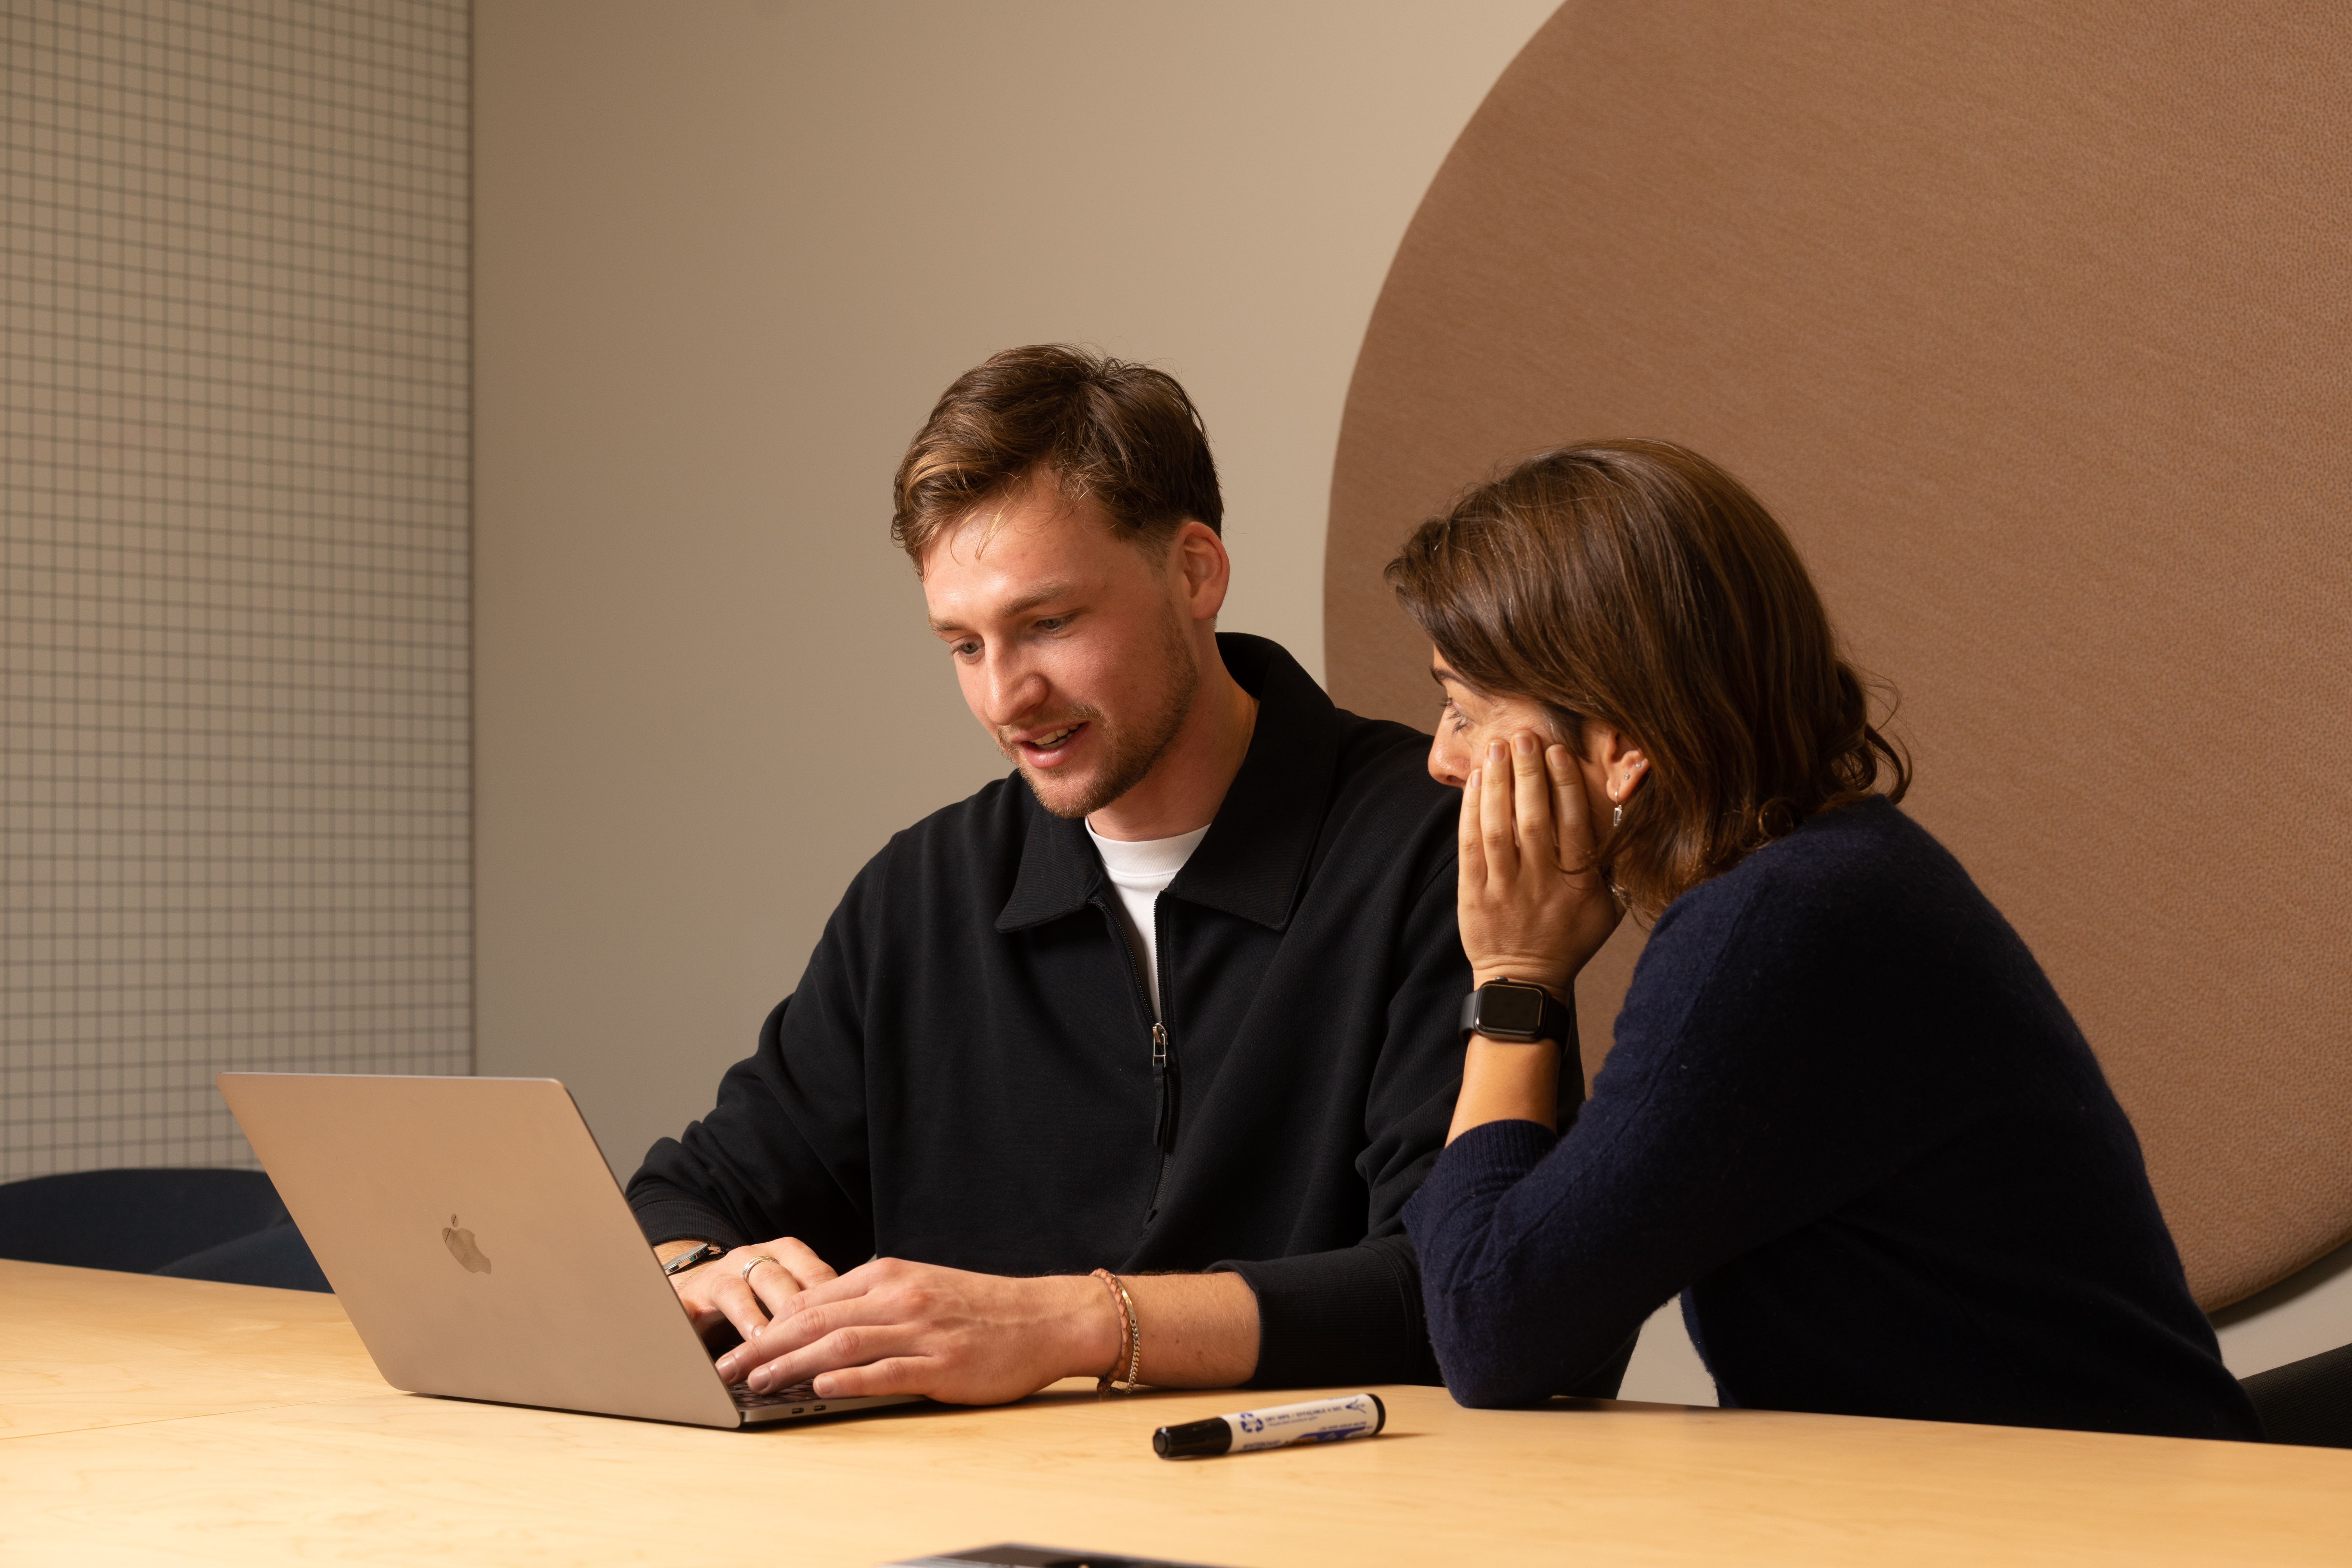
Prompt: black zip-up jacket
<box><xmin>626</xmin><ymin>635</ymin><xmax>1465</xmax><ymax>1386</ymax></box>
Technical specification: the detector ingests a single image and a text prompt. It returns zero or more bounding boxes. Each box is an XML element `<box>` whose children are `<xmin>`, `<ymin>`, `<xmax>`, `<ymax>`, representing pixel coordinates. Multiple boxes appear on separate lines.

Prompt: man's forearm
<box><xmin>1121</xmin><ymin>1270</ymin><xmax>1260</xmax><ymax>1387</ymax></box>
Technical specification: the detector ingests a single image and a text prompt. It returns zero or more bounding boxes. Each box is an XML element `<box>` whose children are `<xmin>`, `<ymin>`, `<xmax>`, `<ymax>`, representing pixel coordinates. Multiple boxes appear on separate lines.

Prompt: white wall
<box><xmin>472</xmin><ymin>0</ymin><xmax>1558</xmax><ymax>1177</ymax></box>
<box><xmin>2213</xmin><ymin>1248</ymin><xmax>2352</xmax><ymax>1381</ymax></box>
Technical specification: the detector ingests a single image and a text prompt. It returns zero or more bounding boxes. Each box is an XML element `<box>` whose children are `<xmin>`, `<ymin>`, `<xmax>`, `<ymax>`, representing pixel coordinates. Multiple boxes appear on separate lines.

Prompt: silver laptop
<box><xmin>217</xmin><ymin>1072</ymin><xmax>920</xmax><ymax>1428</ymax></box>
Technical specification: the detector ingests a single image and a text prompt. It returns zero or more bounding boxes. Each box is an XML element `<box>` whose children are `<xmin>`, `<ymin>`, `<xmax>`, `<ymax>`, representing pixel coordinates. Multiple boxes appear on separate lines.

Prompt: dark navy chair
<box><xmin>0</xmin><ymin>1167</ymin><xmax>329</xmax><ymax>1292</ymax></box>
<box><xmin>2242</xmin><ymin>1343</ymin><xmax>2352</xmax><ymax>1449</ymax></box>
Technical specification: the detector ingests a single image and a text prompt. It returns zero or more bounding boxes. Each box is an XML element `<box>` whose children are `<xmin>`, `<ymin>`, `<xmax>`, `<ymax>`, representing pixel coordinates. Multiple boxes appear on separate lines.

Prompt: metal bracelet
<box><xmin>660</xmin><ymin>1240</ymin><xmax>725</xmax><ymax>1277</ymax></box>
<box><xmin>1092</xmin><ymin>1267</ymin><xmax>1144</xmax><ymax>1394</ymax></box>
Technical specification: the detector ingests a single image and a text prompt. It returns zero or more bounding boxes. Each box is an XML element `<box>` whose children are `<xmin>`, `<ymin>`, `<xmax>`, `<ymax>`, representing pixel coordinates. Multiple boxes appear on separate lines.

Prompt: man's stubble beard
<box><xmin>1010</xmin><ymin>600</ymin><xmax>1201</xmax><ymax>821</ymax></box>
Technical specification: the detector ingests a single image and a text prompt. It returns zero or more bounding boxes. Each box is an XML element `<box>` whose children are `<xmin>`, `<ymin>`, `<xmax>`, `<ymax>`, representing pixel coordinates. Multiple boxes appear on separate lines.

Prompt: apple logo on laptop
<box><xmin>442</xmin><ymin>1213</ymin><xmax>493</xmax><ymax>1274</ymax></box>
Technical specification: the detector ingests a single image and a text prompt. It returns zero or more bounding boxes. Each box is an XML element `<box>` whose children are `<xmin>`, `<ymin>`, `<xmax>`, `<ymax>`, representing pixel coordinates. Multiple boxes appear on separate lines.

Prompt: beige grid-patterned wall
<box><xmin>2</xmin><ymin>1</ymin><xmax>470</xmax><ymax>1179</ymax></box>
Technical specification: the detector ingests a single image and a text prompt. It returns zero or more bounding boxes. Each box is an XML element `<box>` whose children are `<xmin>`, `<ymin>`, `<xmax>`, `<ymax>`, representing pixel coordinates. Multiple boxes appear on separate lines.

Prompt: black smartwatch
<box><xmin>1459</xmin><ymin>978</ymin><xmax>1577</xmax><ymax>1047</ymax></box>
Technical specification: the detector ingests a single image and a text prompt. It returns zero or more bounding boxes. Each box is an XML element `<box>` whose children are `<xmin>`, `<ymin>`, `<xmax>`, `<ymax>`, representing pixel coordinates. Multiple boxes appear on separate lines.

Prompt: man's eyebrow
<box><xmin>929</xmin><ymin>582</ymin><xmax>1078</xmax><ymax>635</ymax></box>
<box><xmin>1000</xmin><ymin>582</ymin><xmax>1077</xmax><ymax>617</ymax></box>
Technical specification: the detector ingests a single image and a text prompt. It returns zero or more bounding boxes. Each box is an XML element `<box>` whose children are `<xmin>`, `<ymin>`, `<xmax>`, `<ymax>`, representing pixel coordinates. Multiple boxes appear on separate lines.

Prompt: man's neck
<box><xmin>1087</xmin><ymin>641</ymin><xmax>1258</xmax><ymax>842</ymax></box>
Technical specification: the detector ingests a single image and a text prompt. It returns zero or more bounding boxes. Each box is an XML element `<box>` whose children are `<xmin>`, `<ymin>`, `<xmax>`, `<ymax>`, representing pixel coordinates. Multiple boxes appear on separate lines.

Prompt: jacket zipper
<box><xmin>1144</xmin><ymin>894</ymin><xmax>1176</xmax><ymax>1223</ymax></box>
<box><xmin>1151</xmin><ymin>1021</ymin><xmax>1172</xmax><ymax>1148</ymax></box>
<box><xmin>1095</xmin><ymin>893</ymin><xmax>1177</xmax><ymax>1229</ymax></box>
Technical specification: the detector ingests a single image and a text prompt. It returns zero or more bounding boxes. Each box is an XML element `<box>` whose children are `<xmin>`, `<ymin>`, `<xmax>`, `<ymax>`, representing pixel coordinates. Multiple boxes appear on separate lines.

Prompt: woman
<box><xmin>1392</xmin><ymin>440</ymin><xmax>2257</xmax><ymax>1439</ymax></box>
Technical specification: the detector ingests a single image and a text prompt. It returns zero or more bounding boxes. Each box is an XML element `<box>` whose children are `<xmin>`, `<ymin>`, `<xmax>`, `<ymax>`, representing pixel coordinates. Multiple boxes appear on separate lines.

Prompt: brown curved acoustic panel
<box><xmin>1327</xmin><ymin>1</ymin><xmax>2351</xmax><ymax>1309</ymax></box>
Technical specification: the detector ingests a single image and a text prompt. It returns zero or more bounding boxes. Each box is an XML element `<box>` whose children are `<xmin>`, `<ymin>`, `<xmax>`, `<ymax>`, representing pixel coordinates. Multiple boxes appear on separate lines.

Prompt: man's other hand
<box><xmin>661</xmin><ymin>1237</ymin><xmax>839</xmax><ymax>1347</ymax></box>
<box><xmin>711</xmin><ymin>1257</ymin><xmax>1120</xmax><ymax>1406</ymax></box>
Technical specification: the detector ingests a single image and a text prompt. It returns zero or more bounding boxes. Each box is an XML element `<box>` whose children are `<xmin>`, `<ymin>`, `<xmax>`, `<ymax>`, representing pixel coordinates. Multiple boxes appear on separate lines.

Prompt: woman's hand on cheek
<box><xmin>1458</xmin><ymin>731</ymin><xmax>1624</xmax><ymax>996</ymax></box>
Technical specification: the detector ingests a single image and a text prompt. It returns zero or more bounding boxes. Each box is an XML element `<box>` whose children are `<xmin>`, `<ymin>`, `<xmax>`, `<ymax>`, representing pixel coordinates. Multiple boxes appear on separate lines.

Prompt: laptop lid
<box><xmin>219</xmin><ymin>1072</ymin><xmax>745</xmax><ymax>1428</ymax></box>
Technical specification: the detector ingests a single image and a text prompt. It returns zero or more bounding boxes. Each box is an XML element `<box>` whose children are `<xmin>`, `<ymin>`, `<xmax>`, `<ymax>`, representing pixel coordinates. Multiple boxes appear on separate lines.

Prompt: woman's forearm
<box><xmin>1447</xmin><ymin>1036</ymin><xmax>1564</xmax><ymax>1143</ymax></box>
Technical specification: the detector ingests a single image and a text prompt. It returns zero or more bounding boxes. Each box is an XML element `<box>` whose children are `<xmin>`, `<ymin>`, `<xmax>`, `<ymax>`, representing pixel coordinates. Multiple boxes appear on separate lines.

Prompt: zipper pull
<box><xmin>1151</xmin><ymin>1021</ymin><xmax>1174</xmax><ymax>1152</ymax></box>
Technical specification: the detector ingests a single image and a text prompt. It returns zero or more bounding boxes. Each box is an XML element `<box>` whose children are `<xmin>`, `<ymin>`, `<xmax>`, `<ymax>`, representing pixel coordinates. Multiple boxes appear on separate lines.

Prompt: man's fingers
<box><xmin>747</xmin><ymin>1313</ymin><xmax>910</xmax><ymax>1392</ymax></box>
<box><xmin>767</xmin><ymin>1236</ymin><xmax>839</xmax><ymax>1289</ymax></box>
<box><xmin>716</xmin><ymin>1256</ymin><xmax>889</xmax><ymax>1382</ymax></box>
<box><xmin>709</xmin><ymin>1273</ymin><xmax>772</xmax><ymax>1342</ymax></box>
<box><xmin>762</xmin><ymin>1282</ymin><xmax>859</xmax><ymax>1341</ymax></box>
<box><xmin>745</xmin><ymin>1256</ymin><xmax>805</xmax><ymax>1320</ymax></box>
<box><xmin>776</xmin><ymin>1255</ymin><xmax>891</xmax><ymax>1317</ymax></box>
<box><xmin>739</xmin><ymin>1271</ymin><xmax>890</xmax><ymax>1363</ymax></box>
<box><xmin>811</xmin><ymin>1355</ymin><xmax>931</xmax><ymax>1401</ymax></box>
<box><xmin>739</xmin><ymin>1236</ymin><xmax>833</xmax><ymax>1316</ymax></box>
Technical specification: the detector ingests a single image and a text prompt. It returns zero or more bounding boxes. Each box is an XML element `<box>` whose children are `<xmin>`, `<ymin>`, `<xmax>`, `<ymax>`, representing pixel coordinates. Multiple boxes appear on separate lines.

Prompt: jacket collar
<box><xmin>995</xmin><ymin>633</ymin><xmax>1340</xmax><ymax>934</ymax></box>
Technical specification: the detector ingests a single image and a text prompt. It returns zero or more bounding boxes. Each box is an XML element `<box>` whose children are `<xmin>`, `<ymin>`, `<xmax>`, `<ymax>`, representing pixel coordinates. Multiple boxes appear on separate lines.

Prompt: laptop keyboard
<box><xmin>730</xmin><ymin>1379</ymin><xmax>824</xmax><ymax>1410</ymax></box>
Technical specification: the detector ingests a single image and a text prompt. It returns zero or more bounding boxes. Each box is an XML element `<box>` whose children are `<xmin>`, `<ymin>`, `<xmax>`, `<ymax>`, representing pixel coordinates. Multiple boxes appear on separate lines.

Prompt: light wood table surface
<box><xmin>4</xmin><ymin>1259</ymin><xmax>2346</xmax><ymax>1566</ymax></box>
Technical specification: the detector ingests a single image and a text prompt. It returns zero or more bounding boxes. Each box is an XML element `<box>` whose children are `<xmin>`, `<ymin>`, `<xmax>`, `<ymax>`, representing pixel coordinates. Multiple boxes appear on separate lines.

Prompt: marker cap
<box><xmin>1152</xmin><ymin>1416</ymin><xmax>1234</xmax><ymax>1458</ymax></box>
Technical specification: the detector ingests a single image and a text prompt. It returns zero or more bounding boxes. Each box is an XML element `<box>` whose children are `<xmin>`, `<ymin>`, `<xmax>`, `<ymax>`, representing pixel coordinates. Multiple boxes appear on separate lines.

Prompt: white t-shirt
<box><xmin>1084</xmin><ymin>820</ymin><xmax>1211</xmax><ymax>1019</ymax></box>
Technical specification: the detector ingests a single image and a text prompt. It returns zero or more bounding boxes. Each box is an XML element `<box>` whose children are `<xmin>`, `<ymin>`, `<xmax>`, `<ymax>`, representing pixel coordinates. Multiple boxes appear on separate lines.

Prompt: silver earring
<box><xmin>1611</xmin><ymin>803</ymin><xmax>1623</xmax><ymax>829</ymax></box>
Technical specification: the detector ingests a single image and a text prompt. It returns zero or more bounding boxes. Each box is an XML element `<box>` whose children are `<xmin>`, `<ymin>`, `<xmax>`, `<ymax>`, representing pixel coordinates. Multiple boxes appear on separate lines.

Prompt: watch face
<box><xmin>1478</xmin><ymin>985</ymin><xmax>1548</xmax><ymax>1037</ymax></box>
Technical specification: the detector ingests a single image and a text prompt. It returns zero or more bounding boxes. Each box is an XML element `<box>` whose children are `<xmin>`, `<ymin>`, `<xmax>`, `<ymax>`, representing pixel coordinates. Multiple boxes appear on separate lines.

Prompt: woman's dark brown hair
<box><xmin>1386</xmin><ymin>439</ymin><xmax>1908</xmax><ymax>917</ymax></box>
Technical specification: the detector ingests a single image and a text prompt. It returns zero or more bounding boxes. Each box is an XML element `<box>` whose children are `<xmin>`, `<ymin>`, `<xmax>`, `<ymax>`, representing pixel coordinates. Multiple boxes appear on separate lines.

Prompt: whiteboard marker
<box><xmin>1152</xmin><ymin>1392</ymin><xmax>1386</xmax><ymax>1458</ymax></box>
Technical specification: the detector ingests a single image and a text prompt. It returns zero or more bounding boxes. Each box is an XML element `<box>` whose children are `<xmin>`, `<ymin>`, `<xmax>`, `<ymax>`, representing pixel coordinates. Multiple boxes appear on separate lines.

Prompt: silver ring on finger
<box><xmin>741</xmin><ymin>1254</ymin><xmax>781</xmax><ymax>1283</ymax></box>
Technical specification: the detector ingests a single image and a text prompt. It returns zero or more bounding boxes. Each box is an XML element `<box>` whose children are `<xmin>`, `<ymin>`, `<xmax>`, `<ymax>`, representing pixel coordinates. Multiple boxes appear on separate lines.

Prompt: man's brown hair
<box><xmin>1386</xmin><ymin>439</ymin><xmax>1908</xmax><ymax>917</ymax></box>
<box><xmin>892</xmin><ymin>344</ymin><xmax>1222</xmax><ymax>566</ymax></box>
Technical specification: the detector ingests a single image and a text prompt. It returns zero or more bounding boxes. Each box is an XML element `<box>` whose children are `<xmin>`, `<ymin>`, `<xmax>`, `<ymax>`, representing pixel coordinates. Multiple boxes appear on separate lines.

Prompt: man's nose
<box><xmin>979</xmin><ymin>650</ymin><xmax>1048</xmax><ymax>727</ymax></box>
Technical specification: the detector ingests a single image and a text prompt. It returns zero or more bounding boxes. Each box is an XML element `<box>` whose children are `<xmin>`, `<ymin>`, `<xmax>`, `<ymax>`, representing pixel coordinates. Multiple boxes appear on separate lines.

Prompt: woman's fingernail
<box><xmin>1514</xmin><ymin>732</ymin><xmax>1537</xmax><ymax>754</ymax></box>
<box><xmin>1467</xmin><ymin>768</ymin><xmax>1480</xmax><ymax>790</ymax></box>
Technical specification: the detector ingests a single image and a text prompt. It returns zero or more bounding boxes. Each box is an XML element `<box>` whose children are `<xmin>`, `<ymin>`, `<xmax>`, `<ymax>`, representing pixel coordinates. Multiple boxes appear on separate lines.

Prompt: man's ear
<box><xmin>1171</xmin><ymin>520</ymin><xmax>1231</xmax><ymax>622</ymax></box>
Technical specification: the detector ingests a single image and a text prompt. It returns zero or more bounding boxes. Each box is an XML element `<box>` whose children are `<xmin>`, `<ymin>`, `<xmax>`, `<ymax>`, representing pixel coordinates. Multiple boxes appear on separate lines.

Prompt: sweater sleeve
<box><xmin>1216</xmin><ymin>1235</ymin><xmax>1439</xmax><ymax>1386</ymax></box>
<box><xmin>1403</xmin><ymin>862</ymin><xmax>1976</xmax><ymax>1407</ymax></box>
<box><xmin>1215</xmin><ymin>850</ymin><xmax>1595</xmax><ymax>1391</ymax></box>
<box><xmin>624</xmin><ymin>878</ymin><xmax>880</xmax><ymax>1272</ymax></box>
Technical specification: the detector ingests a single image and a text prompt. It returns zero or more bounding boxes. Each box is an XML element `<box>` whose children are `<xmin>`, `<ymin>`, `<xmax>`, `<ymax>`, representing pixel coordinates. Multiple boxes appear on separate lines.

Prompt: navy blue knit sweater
<box><xmin>1403</xmin><ymin>796</ymin><xmax>2259</xmax><ymax>1440</ymax></box>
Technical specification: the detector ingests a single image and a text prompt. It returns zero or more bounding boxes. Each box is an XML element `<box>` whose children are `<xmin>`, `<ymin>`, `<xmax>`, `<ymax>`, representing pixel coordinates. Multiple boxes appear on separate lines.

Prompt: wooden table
<box><xmin>4</xmin><ymin>1259</ymin><xmax>2346</xmax><ymax>1566</ymax></box>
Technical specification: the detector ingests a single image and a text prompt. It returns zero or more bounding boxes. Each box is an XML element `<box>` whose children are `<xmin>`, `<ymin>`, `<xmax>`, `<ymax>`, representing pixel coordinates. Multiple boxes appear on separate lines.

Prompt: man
<box><xmin>628</xmin><ymin>344</ymin><xmax>1479</xmax><ymax>1404</ymax></box>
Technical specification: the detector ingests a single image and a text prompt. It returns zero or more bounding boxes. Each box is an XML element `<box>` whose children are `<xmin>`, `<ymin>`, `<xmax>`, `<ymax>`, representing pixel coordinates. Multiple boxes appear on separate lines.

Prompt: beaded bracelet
<box><xmin>1091</xmin><ymin>1267</ymin><xmax>1143</xmax><ymax>1394</ymax></box>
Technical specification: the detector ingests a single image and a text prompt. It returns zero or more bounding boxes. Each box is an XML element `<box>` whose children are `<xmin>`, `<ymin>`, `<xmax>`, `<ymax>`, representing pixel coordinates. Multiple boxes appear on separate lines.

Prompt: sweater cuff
<box><xmin>627</xmin><ymin>1187</ymin><xmax>748</xmax><ymax>1253</ymax></box>
<box><xmin>1439</xmin><ymin>1116</ymin><xmax>1559</xmax><ymax>1184</ymax></box>
<box><xmin>1403</xmin><ymin>1117</ymin><xmax>1559</xmax><ymax>1229</ymax></box>
<box><xmin>1214</xmin><ymin>1237</ymin><xmax>1441</xmax><ymax>1389</ymax></box>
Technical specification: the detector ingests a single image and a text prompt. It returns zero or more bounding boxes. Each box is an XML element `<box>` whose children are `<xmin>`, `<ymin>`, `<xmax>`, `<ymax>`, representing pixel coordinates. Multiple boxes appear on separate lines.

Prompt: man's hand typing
<box><xmin>709</xmin><ymin>1257</ymin><xmax>1120</xmax><ymax>1404</ymax></box>
<box><xmin>696</xmin><ymin>1255</ymin><xmax>1262</xmax><ymax>1404</ymax></box>
<box><xmin>656</xmin><ymin>1236</ymin><xmax>838</xmax><ymax>1348</ymax></box>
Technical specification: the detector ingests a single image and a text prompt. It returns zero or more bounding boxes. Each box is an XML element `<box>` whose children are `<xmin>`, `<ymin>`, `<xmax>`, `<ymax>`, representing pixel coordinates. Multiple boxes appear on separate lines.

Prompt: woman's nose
<box><xmin>1428</xmin><ymin>732</ymin><xmax>1469</xmax><ymax>789</ymax></box>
